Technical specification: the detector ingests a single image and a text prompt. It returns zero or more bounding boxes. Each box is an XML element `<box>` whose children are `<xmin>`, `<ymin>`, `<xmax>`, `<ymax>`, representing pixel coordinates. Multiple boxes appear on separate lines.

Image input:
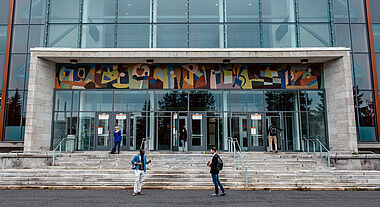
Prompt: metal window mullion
<box><xmin>115</xmin><ymin>0</ymin><xmax>118</xmax><ymax>48</ymax></box>
<box><xmin>295</xmin><ymin>0</ymin><xmax>300</xmax><ymax>47</ymax></box>
<box><xmin>329</xmin><ymin>0</ymin><xmax>335</xmax><ymax>46</ymax></box>
<box><xmin>44</xmin><ymin>0</ymin><xmax>50</xmax><ymax>47</ymax></box>
<box><xmin>79</xmin><ymin>0</ymin><xmax>83</xmax><ymax>48</ymax></box>
<box><xmin>259</xmin><ymin>0</ymin><xmax>263</xmax><ymax>48</ymax></box>
<box><xmin>187</xmin><ymin>0</ymin><xmax>190</xmax><ymax>48</ymax></box>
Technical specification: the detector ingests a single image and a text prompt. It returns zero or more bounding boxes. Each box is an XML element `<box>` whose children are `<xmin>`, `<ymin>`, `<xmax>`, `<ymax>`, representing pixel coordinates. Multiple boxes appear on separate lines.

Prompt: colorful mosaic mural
<box><xmin>55</xmin><ymin>63</ymin><xmax>323</xmax><ymax>90</ymax></box>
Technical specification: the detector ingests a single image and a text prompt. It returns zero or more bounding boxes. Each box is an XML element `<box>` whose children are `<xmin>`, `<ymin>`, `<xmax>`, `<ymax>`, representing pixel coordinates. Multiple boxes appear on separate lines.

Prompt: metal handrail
<box><xmin>52</xmin><ymin>137</ymin><xmax>67</xmax><ymax>166</ymax></box>
<box><xmin>140</xmin><ymin>137</ymin><xmax>151</xmax><ymax>153</ymax></box>
<box><xmin>227</xmin><ymin>137</ymin><xmax>248</xmax><ymax>187</ymax></box>
<box><xmin>302</xmin><ymin>136</ymin><xmax>330</xmax><ymax>167</ymax></box>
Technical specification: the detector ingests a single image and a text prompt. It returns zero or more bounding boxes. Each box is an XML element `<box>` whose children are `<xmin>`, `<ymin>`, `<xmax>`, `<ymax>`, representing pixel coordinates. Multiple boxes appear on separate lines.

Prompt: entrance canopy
<box><xmin>25</xmin><ymin>48</ymin><xmax>357</xmax><ymax>154</ymax></box>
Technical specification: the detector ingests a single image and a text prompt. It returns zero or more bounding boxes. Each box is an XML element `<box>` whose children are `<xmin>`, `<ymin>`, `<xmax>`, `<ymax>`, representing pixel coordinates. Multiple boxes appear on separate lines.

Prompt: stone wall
<box><xmin>324</xmin><ymin>53</ymin><xmax>358</xmax><ymax>153</ymax></box>
<box><xmin>24</xmin><ymin>55</ymin><xmax>56</xmax><ymax>152</ymax></box>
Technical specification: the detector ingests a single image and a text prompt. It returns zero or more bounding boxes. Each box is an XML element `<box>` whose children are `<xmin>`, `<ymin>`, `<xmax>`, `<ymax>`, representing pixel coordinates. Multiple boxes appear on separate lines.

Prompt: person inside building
<box><xmin>112</xmin><ymin>126</ymin><xmax>122</xmax><ymax>154</ymax></box>
<box><xmin>179</xmin><ymin>125</ymin><xmax>188</xmax><ymax>152</ymax></box>
<box><xmin>268</xmin><ymin>121</ymin><xmax>283</xmax><ymax>153</ymax></box>
<box><xmin>131</xmin><ymin>149</ymin><xmax>151</xmax><ymax>196</ymax></box>
<box><xmin>207</xmin><ymin>147</ymin><xmax>226</xmax><ymax>197</ymax></box>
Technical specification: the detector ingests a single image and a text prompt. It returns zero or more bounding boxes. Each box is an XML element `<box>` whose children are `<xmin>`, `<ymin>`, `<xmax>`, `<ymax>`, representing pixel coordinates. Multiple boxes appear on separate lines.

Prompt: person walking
<box><xmin>131</xmin><ymin>149</ymin><xmax>151</xmax><ymax>196</ymax></box>
<box><xmin>268</xmin><ymin>121</ymin><xmax>283</xmax><ymax>153</ymax></box>
<box><xmin>207</xmin><ymin>147</ymin><xmax>226</xmax><ymax>197</ymax></box>
<box><xmin>179</xmin><ymin>125</ymin><xmax>188</xmax><ymax>152</ymax></box>
<box><xmin>112</xmin><ymin>126</ymin><xmax>122</xmax><ymax>154</ymax></box>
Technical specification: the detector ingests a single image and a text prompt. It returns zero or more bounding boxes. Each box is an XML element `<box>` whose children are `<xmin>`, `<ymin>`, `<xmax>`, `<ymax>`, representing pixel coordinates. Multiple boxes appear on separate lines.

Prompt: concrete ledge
<box><xmin>0</xmin><ymin>142</ymin><xmax>24</xmax><ymax>148</ymax></box>
<box><xmin>331</xmin><ymin>154</ymin><xmax>380</xmax><ymax>170</ymax></box>
<box><xmin>358</xmin><ymin>143</ymin><xmax>380</xmax><ymax>149</ymax></box>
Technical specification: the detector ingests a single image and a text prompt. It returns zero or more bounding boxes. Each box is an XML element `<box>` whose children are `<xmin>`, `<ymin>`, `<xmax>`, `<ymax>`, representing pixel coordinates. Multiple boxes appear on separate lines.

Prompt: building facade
<box><xmin>0</xmin><ymin>0</ymin><xmax>379</xmax><ymax>152</ymax></box>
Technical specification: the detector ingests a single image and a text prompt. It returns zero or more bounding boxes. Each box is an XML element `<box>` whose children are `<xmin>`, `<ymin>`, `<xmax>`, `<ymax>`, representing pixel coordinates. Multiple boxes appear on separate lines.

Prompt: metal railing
<box><xmin>227</xmin><ymin>137</ymin><xmax>248</xmax><ymax>187</ymax></box>
<box><xmin>140</xmin><ymin>137</ymin><xmax>152</xmax><ymax>153</ymax></box>
<box><xmin>52</xmin><ymin>137</ymin><xmax>67</xmax><ymax>166</ymax></box>
<box><xmin>302</xmin><ymin>136</ymin><xmax>330</xmax><ymax>167</ymax></box>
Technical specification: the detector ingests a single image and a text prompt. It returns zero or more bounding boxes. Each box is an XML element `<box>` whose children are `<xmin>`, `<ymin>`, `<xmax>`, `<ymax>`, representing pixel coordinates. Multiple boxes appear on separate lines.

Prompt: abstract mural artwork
<box><xmin>55</xmin><ymin>63</ymin><xmax>323</xmax><ymax>90</ymax></box>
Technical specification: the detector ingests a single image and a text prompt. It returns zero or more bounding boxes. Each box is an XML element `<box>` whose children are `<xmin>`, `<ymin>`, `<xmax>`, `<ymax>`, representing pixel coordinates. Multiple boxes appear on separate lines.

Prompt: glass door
<box><xmin>95</xmin><ymin>112</ymin><xmax>113</xmax><ymax>151</ymax></box>
<box><xmin>265</xmin><ymin>112</ymin><xmax>284</xmax><ymax>151</ymax></box>
<box><xmin>248</xmin><ymin>113</ymin><xmax>266</xmax><ymax>151</ymax></box>
<box><xmin>188</xmin><ymin>112</ymin><xmax>206</xmax><ymax>151</ymax></box>
<box><xmin>114</xmin><ymin>113</ymin><xmax>129</xmax><ymax>151</ymax></box>
<box><xmin>230</xmin><ymin>113</ymin><xmax>248</xmax><ymax>151</ymax></box>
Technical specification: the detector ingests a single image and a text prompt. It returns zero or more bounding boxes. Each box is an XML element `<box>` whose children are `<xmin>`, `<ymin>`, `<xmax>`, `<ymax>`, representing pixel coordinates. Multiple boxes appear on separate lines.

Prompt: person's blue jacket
<box><xmin>114</xmin><ymin>130</ymin><xmax>122</xmax><ymax>142</ymax></box>
<box><xmin>131</xmin><ymin>154</ymin><xmax>149</xmax><ymax>172</ymax></box>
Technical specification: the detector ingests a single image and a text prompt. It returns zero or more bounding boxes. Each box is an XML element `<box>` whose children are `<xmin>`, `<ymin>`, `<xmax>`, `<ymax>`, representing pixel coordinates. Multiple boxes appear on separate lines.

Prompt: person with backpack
<box><xmin>268</xmin><ymin>121</ymin><xmax>283</xmax><ymax>153</ymax></box>
<box><xmin>207</xmin><ymin>147</ymin><xmax>226</xmax><ymax>197</ymax></box>
<box><xmin>131</xmin><ymin>149</ymin><xmax>151</xmax><ymax>196</ymax></box>
<box><xmin>112</xmin><ymin>126</ymin><xmax>122</xmax><ymax>154</ymax></box>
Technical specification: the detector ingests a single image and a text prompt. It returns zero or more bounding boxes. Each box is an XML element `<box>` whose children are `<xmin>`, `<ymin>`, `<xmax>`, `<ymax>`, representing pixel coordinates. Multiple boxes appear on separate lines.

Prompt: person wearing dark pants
<box><xmin>207</xmin><ymin>147</ymin><xmax>226</xmax><ymax>197</ymax></box>
<box><xmin>113</xmin><ymin>126</ymin><xmax>122</xmax><ymax>154</ymax></box>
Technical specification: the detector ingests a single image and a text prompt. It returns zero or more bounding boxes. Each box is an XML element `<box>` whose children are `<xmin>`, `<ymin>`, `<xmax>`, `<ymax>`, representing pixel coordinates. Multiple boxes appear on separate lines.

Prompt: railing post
<box><xmin>313</xmin><ymin>141</ymin><xmax>316</xmax><ymax>154</ymax></box>
<box><xmin>319</xmin><ymin>143</ymin><xmax>322</xmax><ymax>158</ymax></box>
<box><xmin>245</xmin><ymin>168</ymin><xmax>248</xmax><ymax>187</ymax></box>
<box><xmin>52</xmin><ymin>151</ymin><xmax>55</xmax><ymax>166</ymax></box>
<box><xmin>59</xmin><ymin>145</ymin><xmax>62</xmax><ymax>157</ymax></box>
<box><xmin>307</xmin><ymin>140</ymin><xmax>309</xmax><ymax>153</ymax></box>
<box><xmin>327</xmin><ymin>151</ymin><xmax>330</xmax><ymax>167</ymax></box>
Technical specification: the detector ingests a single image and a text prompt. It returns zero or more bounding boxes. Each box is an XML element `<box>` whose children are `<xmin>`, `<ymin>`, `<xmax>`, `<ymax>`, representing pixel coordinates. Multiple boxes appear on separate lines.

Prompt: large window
<box><xmin>118</xmin><ymin>0</ymin><xmax>151</xmax><ymax>23</ymax></box>
<box><xmin>49</xmin><ymin>0</ymin><xmax>80</xmax><ymax>23</ymax></box>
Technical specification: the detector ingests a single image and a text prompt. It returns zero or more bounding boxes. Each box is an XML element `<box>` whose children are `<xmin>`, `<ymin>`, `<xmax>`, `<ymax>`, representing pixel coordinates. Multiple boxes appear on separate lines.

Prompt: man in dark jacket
<box><xmin>207</xmin><ymin>147</ymin><xmax>226</xmax><ymax>197</ymax></box>
<box><xmin>268</xmin><ymin>121</ymin><xmax>283</xmax><ymax>153</ymax></box>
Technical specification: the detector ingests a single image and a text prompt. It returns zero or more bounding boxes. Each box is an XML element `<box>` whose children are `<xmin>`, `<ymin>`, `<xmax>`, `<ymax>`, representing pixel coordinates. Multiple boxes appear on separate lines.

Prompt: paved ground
<box><xmin>0</xmin><ymin>189</ymin><xmax>379</xmax><ymax>207</ymax></box>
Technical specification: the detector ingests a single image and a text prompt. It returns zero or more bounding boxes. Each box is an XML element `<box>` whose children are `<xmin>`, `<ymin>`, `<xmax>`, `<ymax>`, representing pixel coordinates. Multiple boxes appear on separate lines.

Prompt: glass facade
<box><xmin>53</xmin><ymin>89</ymin><xmax>327</xmax><ymax>151</ymax></box>
<box><xmin>0</xmin><ymin>0</ymin><xmax>378</xmax><ymax>144</ymax></box>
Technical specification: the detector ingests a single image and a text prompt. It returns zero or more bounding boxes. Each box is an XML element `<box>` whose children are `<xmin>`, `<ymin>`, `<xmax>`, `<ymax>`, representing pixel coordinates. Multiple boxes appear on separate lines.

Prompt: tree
<box><xmin>6</xmin><ymin>89</ymin><xmax>22</xmax><ymax>126</ymax></box>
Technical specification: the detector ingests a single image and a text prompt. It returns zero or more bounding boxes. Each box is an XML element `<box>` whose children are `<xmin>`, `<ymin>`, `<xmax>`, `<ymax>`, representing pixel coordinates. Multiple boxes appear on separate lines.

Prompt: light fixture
<box><xmin>146</xmin><ymin>59</ymin><xmax>154</xmax><ymax>65</ymax></box>
<box><xmin>223</xmin><ymin>59</ymin><xmax>230</xmax><ymax>65</ymax></box>
<box><xmin>300</xmin><ymin>59</ymin><xmax>308</xmax><ymax>64</ymax></box>
<box><xmin>70</xmin><ymin>59</ymin><xmax>78</xmax><ymax>65</ymax></box>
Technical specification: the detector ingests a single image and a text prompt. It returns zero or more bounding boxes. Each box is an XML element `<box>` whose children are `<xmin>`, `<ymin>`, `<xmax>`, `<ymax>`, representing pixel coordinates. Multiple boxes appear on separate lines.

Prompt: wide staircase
<box><xmin>0</xmin><ymin>151</ymin><xmax>380</xmax><ymax>190</ymax></box>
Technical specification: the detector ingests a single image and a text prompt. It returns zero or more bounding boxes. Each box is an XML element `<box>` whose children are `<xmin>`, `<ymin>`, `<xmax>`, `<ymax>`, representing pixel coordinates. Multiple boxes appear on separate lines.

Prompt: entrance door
<box><xmin>248</xmin><ymin>113</ymin><xmax>266</xmax><ymax>151</ymax></box>
<box><xmin>188</xmin><ymin>112</ymin><xmax>206</xmax><ymax>151</ymax></box>
<box><xmin>114</xmin><ymin>113</ymin><xmax>129</xmax><ymax>151</ymax></box>
<box><xmin>265</xmin><ymin>112</ymin><xmax>284</xmax><ymax>151</ymax></box>
<box><xmin>95</xmin><ymin>112</ymin><xmax>113</xmax><ymax>151</ymax></box>
<box><xmin>230</xmin><ymin>113</ymin><xmax>248</xmax><ymax>151</ymax></box>
<box><xmin>172</xmin><ymin>112</ymin><xmax>188</xmax><ymax>151</ymax></box>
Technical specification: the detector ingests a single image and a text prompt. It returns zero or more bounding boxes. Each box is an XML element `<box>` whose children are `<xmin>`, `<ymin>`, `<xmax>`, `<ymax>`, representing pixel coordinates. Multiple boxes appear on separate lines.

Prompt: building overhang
<box><xmin>30</xmin><ymin>47</ymin><xmax>350</xmax><ymax>64</ymax></box>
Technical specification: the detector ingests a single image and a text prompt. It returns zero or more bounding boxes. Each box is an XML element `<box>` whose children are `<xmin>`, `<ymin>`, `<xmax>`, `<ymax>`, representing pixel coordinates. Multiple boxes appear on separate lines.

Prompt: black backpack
<box><xmin>216</xmin><ymin>154</ymin><xmax>223</xmax><ymax>171</ymax></box>
<box><xmin>270</xmin><ymin>126</ymin><xmax>277</xmax><ymax>135</ymax></box>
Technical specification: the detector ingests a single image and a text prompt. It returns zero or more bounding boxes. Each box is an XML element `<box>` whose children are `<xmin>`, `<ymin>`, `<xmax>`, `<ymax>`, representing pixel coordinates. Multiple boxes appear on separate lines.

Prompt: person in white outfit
<box><xmin>131</xmin><ymin>149</ymin><xmax>151</xmax><ymax>196</ymax></box>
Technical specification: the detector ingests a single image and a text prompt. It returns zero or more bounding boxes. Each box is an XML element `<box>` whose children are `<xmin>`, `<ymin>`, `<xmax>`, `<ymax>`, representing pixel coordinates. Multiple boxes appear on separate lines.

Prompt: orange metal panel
<box><xmin>0</xmin><ymin>0</ymin><xmax>15</xmax><ymax>141</ymax></box>
<box><xmin>365</xmin><ymin>0</ymin><xmax>380</xmax><ymax>142</ymax></box>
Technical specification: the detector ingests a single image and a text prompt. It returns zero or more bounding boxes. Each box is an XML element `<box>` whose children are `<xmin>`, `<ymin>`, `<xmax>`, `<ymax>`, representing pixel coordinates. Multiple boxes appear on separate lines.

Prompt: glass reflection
<box><xmin>189</xmin><ymin>91</ymin><xmax>222</xmax><ymax>111</ymax></box>
<box><xmin>265</xmin><ymin>91</ymin><xmax>298</xmax><ymax>111</ymax></box>
<box><xmin>225</xmin><ymin>0</ymin><xmax>259</xmax><ymax>22</ymax></box>
<box><xmin>262</xmin><ymin>24</ymin><xmax>296</xmax><ymax>47</ymax></box>
<box><xmin>155</xmin><ymin>91</ymin><xmax>188</xmax><ymax>111</ymax></box>
<box><xmin>262</xmin><ymin>0</ymin><xmax>295</xmax><ymax>22</ymax></box>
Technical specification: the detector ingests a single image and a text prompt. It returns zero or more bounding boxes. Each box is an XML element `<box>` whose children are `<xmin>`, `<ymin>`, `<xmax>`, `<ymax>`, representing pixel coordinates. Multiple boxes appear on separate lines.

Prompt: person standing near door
<box><xmin>268</xmin><ymin>121</ymin><xmax>283</xmax><ymax>153</ymax></box>
<box><xmin>179</xmin><ymin>125</ymin><xmax>188</xmax><ymax>152</ymax></box>
<box><xmin>131</xmin><ymin>149</ymin><xmax>151</xmax><ymax>196</ymax></box>
<box><xmin>112</xmin><ymin>126</ymin><xmax>122</xmax><ymax>154</ymax></box>
<box><xmin>207</xmin><ymin>147</ymin><xmax>226</xmax><ymax>197</ymax></box>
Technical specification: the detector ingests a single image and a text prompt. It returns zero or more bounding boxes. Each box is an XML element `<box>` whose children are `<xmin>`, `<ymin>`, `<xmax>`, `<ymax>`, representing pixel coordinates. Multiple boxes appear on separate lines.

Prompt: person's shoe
<box><xmin>211</xmin><ymin>193</ymin><xmax>219</xmax><ymax>197</ymax></box>
<box><xmin>137</xmin><ymin>192</ymin><xmax>144</xmax><ymax>195</ymax></box>
<box><xmin>132</xmin><ymin>193</ymin><xmax>137</xmax><ymax>196</ymax></box>
<box><xmin>220</xmin><ymin>191</ymin><xmax>227</xmax><ymax>196</ymax></box>
<box><xmin>275</xmin><ymin>151</ymin><xmax>278</xmax><ymax>153</ymax></box>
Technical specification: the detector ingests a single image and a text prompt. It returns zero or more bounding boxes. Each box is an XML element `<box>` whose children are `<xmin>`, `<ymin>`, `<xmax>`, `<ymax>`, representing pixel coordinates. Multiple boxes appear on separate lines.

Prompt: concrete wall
<box><xmin>24</xmin><ymin>54</ymin><xmax>56</xmax><ymax>152</ymax></box>
<box><xmin>324</xmin><ymin>53</ymin><xmax>358</xmax><ymax>153</ymax></box>
<box><xmin>24</xmin><ymin>48</ymin><xmax>357</xmax><ymax>153</ymax></box>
